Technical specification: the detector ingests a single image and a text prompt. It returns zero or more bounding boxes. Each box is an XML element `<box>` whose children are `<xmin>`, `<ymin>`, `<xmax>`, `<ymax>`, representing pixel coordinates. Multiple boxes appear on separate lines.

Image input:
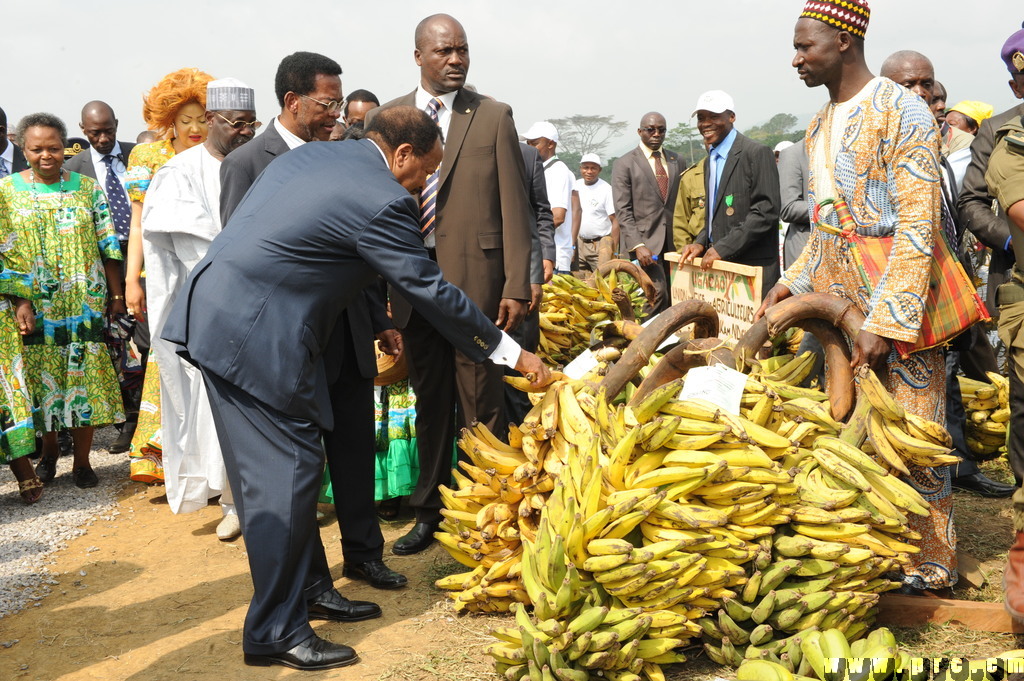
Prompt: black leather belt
<box><xmin>580</xmin><ymin>237</ymin><xmax>602</xmax><ymax>243</ymax></box>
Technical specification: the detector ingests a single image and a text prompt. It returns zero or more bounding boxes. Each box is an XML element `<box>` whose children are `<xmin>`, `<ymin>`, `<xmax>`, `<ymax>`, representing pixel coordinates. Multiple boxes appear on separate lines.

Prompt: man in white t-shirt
<box><xmin>571</xmin><ymin>153</ymin><xmax>619</xmax><ymax>271</ymax></box>
<box><xmin>523</xmin><ymin>121</ymin><xmax>576</xmax><ymax>272</ymax></box>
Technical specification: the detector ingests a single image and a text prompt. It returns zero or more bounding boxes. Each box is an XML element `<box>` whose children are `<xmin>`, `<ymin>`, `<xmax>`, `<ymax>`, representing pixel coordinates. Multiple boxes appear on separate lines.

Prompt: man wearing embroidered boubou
<box><xmin>141</xmin><ymin>78</ymin><xmax>259</xmax><ymax>540</ymax></box>
<box><xmin>758</xmin><ymin>0</ymin><xmax>956</xmax><ymax>593</ymax></box>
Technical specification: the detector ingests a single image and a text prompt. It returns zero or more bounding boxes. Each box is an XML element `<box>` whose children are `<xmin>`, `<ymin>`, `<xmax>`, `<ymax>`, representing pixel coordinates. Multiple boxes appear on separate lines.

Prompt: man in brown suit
<box><xmin>611</xmin><ymin>112</ymin><xmax>682</xmax><ymax>313</ymax></box>
<box><xmin>364</xmin><ymin>14</ymin><xmax>533</xmax><ymax>555</ymax></box>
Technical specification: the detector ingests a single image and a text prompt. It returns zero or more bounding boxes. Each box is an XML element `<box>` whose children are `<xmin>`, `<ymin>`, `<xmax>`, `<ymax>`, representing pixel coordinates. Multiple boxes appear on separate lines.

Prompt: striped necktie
<box><xmin>102</xmin><ymin>155</ymin><xmax>132</xmax><ymax>240</ymax></box>
<box><xmin>0</xmin><ymin>157</ymin><xmax>8</xmax><ymax>179</ymax></box>
<box><xmin>420</xmin><ymin>97</ymin><xmax>443</xmax><ymax>237</ymax></box>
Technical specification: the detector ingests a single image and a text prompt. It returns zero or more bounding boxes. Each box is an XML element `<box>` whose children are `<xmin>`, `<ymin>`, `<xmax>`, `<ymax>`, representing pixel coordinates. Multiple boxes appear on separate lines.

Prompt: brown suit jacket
<box><xmin>366</xmin><ymin>89</ymin><xmax>532</xmax><ymax>327</ymax></box>
<box><xmin>611</xmin><ymin>145</ymin><xmax>682</xmax><ymax>256</ymax></box>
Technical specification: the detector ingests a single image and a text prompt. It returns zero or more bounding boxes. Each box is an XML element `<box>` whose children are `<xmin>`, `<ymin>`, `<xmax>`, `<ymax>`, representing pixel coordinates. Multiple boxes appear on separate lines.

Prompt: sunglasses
<box><xmin>213</xmin><ymin>112</ymin><xmax>262</xmax><ymax>131</ymax></box>
<box><xmin>640</xmin><ymin>126</ymin><xmax>667</xmax><ymax>134</ymax></box>
<box><xmin>297</xmin><ymin>93</ymin><xmax>343</xmax><ymax>113</ymax></box>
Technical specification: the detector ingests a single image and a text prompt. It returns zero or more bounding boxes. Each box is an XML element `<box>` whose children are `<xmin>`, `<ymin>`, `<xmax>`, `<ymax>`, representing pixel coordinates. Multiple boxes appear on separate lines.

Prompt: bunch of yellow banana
<box><xmin>487</xmin><ymin>440</ymin><xmax>694</xmax><ymax>681</ymax></box>
<box><xmin>538</xmin><ymin>271</ymin><xmax>645</xmax><ymax>365</ymax></box>
<box><xmin>846</xmin><ymin>364</ymin><xmax>961</xmax><ymax>470</ymax></box>
<box><xmin>960</xmin><ymin>372</ymin><xmax>1010</xmax><ymax>460</ymax></box>
<box><xmin>699</xmin><ymin>547</ymin><xmax>884</xmax><ymax>670</ymax></box>
<box><xmin>731</xmin><ymin>627</ymin><xmax>908</xmax><ymax>681</ymax></box>
<box><xmin>435</xmin><ymin>378</ymin><xmax>601</xmax><ymax>613</ymax></box>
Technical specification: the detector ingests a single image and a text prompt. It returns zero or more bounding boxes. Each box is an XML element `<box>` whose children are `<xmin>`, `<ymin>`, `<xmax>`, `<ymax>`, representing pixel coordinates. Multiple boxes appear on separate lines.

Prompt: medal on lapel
<box><xmin>725</xmin><ymin>195</ymin><xmax>735</xmax><ymax>216</ymax></box>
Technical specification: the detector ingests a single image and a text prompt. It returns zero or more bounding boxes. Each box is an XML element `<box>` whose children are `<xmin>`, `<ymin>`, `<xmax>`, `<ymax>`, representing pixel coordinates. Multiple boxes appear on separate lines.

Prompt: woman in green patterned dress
<box><xmin>2</xmin><ymin>113</ymin><xmax>126</xmax><ymax>488</ymax></box>
<box><xmin>0</xmin><ymin>267</ymin><xmax>42</xmax><ymax>503</ymax></box>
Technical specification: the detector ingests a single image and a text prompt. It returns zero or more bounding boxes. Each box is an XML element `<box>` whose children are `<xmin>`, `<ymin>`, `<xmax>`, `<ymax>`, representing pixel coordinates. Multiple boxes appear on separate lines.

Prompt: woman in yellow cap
<box><xmin>946</xmin><ymin>100</ymin><xmax>994</xmax><ymax>135</ymax></box>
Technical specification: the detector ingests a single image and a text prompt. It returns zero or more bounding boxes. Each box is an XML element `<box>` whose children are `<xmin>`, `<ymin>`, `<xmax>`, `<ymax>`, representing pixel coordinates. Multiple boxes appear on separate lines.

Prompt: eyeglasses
<box><xmin>640</xmin><ymin>126</ymin><xmax>667</xmax><ymax>134</ymax></box>
<box><xmin>297</xmin><ymin>93</ymin><xmax>343</xmax><ymax>113</ymax></box>
<box><xmin>213</xmin><ymin>112</ymin><xmax>262</xmax><ymax>131</ymax></box>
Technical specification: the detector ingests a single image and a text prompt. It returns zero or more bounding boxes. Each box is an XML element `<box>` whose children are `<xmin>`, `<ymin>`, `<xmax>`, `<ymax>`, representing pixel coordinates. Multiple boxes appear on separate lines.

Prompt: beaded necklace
<box><xmin>27</xmin><ymin>167</ymin><xmax>66</xmax><ymax>281</ymax></box>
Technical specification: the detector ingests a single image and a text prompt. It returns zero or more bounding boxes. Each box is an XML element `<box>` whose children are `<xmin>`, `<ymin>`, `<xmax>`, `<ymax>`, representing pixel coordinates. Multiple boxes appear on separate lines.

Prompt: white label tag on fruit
<box><xmin>563</xmin><ymin>349</ymin><xmax>599</xmax><ymax>380</ymax></box>
<box><xmin>678</xmin><ymin>364</ymin><xmax>746</xmax><ymax>415</ymax></box>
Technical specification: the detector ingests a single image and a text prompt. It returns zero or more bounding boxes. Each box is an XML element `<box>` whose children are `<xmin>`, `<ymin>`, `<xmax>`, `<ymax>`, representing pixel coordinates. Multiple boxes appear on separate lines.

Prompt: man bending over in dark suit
<box><xmin>220</xmin><ymin>52</ymin><xmax>407</xmax><ymax>591</ymax></box>
<box><xmin>163</xmin><ymin>106</ymin><xmax>548</xmax><ymax>671</ymax></box>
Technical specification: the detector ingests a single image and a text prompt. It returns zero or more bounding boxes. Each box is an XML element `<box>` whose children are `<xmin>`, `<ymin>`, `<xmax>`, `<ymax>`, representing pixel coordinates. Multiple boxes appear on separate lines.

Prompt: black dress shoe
<box><xmin>36</xmin><ymin>456</ymin><xmax>57</xmax><ymax>484</ymax></box>
<box><xmin>244</xmin><ymin>633</ymin><xmax>359</xmax><ymax>670</ymax></box>
<box><xmin>952</xmin><ymin>472</ymin><xmax>1015</xmax><ymax>498</ymax></box>
<box><xmin>307</xmin><ymin>588</ymin><xmax>381</xmax><ymax>622</ymax></box>
<box><xmin>72</xmin><ymin>466</ymin><xmax>99</xmax><ymax>489</ymax></box>
<box><xmin>343</xmin><ymin>559</ymin><xmax>408</xmax><ymax>589</ymax></box>
<box><xmin>393</xmin><ymin>522</ymin><xmax>438</xmax><ymax>555</ymax></box>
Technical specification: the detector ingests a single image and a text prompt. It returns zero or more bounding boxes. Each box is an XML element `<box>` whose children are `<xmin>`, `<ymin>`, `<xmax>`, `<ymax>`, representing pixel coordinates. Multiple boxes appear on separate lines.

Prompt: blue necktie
<box><xmin>103</xmin><ymin>154</ymin><xmax>132</xmax><ymax>240</ymax></box>
<box><xmin>0</xmin><ymin>157</ymin><xmax>9</xmax><ymax>179</ymax></box>
<box><xmin>707</xmin><ymin>150</ymin><xmax>721</xmax><ymax>244</ymax></box>
<box><xmin>419</xmin><ymin>97</ymin><xmax>443</xmax><ymax>238</ymax></box>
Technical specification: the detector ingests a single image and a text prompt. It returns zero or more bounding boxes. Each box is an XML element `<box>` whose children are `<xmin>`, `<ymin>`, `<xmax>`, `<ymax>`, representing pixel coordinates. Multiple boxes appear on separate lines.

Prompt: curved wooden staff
<box><xmin>732</xmin><ymin>293</ymin><xmax>865</xmax><ymax>421</ymax></box>
<box><xmin>598</xmin><ymin>300</ymin><xmax>719</xmax><ymax>398</ymax></box>
<box><xmin>585</xmin><ymin>259</ymin><xmax>659</xmax><ymax>303</ymax></box>
<box><xmin>628</xmin><ymin>337</ymin><xmax>734</xmax><ymax>406</ymax></box>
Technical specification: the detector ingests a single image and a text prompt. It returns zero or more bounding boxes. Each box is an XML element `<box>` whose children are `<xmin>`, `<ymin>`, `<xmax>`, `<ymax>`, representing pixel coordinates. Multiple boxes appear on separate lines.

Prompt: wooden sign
<box><xmin>664</xmin><ymin>253</ymin><xmax>764</xmax><ymax>341</ymax></box>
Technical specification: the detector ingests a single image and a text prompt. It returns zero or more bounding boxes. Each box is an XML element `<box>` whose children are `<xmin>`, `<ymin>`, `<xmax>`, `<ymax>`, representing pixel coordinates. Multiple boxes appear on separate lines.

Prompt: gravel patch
<box><xmin>0</xmin><ymin>427</ymin><xmax>130</xmax><ymax>619</ymax></box>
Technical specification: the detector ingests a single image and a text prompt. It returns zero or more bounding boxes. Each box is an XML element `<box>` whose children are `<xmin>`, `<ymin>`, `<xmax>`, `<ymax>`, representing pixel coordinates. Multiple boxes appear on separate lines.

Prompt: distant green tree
<box><xmin>548</xmin><ymin>115</ymin><xmax>628</xmax><ymax>157</ymax></box>
<box><xmin>665</xmin><ymin>122</ymin><xmax>705</xmax><ymax>168</ymax></box>
<box><xmin>743</xmin><ymin>113</ymin><xmax>805</xmax><ymax>150</ymax></box>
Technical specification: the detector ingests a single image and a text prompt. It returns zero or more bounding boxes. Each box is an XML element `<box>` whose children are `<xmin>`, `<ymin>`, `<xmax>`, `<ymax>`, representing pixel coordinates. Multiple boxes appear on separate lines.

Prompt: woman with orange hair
<box><xmin>122</xmin><ymin>68</ymin><xmax>213</xmax><ymax>483</ymax></box>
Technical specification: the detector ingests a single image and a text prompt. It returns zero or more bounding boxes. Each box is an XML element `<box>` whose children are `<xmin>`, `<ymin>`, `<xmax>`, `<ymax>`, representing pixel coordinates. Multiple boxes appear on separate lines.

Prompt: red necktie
<box><xmin>652</xmin><ymin>150</ymin><xmax>668</xmax><ymax>202</ymax></box>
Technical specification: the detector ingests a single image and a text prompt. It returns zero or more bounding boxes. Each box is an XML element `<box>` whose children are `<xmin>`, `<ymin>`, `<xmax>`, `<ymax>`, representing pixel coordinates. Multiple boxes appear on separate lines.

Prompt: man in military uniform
<box><xmin>986</xmin><ymin>90</ymin><xmax>1024</xmax><ymax>623</ymax></box>
<box><xmin>672</xmin><ymin>154</ymin><xmax>706</xmax><ymax>250</ymax></box>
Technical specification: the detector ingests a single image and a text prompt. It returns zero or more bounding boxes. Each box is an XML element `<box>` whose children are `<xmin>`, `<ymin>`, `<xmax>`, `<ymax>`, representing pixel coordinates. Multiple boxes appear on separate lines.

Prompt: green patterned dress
<box><xmin>0</xmin><ymin>234</ymin><xmax>37</xmax><ymax>462</ymax></box>
<box><xmin>0</xmin><ymin>172</ymin><xmax>125</xmax><ymax>431</ymax></box>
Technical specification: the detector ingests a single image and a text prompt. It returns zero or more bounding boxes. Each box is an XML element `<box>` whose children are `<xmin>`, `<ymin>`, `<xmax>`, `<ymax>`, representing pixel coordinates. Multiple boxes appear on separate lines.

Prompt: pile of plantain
<box><xmin>433</xmin><ymin>295</ymin><xmax>961</xmax><ymax>681</ymax></box>
<box><xmin>538</xmin><ymin>261</ymin><xmax>651</xmax><ymax>365</ymax></box>
<box><xmin>738</xmin><ymin>627</ymin><xmax>1024</xmax><ymax>681</ymax></box>
<box><xmin>960</xmin><ymin>372</ymin><xmax>1010</xmax><ymax>460</ymax></box>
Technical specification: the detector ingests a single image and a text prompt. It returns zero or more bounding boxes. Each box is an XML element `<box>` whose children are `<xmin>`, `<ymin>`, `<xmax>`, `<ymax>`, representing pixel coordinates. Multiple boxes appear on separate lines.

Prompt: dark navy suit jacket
<box><xmin>164</xmin><ymin>138</ymin><xmax>502</xmax><ymax>430</ymax></box>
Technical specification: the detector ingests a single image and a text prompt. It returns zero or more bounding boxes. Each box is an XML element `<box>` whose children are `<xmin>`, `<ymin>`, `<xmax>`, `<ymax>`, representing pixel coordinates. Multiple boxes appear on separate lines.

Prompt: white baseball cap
<box><xmin>774</xmin><ymin>140</ymin><xmax>795</xmax><ymax>153</ymax></box>
<box><xmin>521</xmin><ymin>121</ymin><xmax>559</xmax><ymax>143</ymax></box>
<box><xmin>580</xmin><ymin>153</ymin><xmax>602</xmax><ymax>166</ymax></box>
<box><xmin>692</xmin><ymin>90</ymin><xmax>735</xmax><ymax>117</ymax></box>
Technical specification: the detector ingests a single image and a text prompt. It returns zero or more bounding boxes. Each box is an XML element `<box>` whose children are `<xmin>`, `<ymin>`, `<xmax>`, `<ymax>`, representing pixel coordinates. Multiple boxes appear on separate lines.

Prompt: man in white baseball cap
<box><xmin>680</xmin><ymin>90</ymin><xmax>781</xmax><ymax>299</ymax></box>
<box><xmin>571</xmin><ymin>153</ymin><xmax>618</xmax><ymax>271</ymax></box>
<box><xmin>523</xmin><ymin>121</ymin><xmax>576</xmax><ymax>273</ymax></box>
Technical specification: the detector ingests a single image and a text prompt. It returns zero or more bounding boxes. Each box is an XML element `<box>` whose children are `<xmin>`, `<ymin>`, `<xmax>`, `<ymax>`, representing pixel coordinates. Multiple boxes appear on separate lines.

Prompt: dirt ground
<box><xmin>0</xmin><ymin>475</ymin><xmax>506</xmax><ymax>681</ymax></box>
<box><xmin>2</xmin><ymin>458</ymin><xmax>1023</xmax><ymax>681</ymax></box>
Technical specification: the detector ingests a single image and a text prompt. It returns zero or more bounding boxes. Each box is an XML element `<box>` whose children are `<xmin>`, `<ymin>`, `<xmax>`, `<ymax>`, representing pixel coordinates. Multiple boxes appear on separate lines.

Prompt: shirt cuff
<box><xmin>488</xmin><ymin>331</ymin><xmax>522</xmax><ymax>369</ymax></box>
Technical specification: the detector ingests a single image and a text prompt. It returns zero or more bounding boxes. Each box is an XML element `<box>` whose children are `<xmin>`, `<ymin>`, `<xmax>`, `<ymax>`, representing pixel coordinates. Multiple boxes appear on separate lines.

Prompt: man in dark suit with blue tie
<box><xmin>163</xmin><ymin>106</ymin><xmax>548</xmax><ymax>671</ymax></box>
<box><xmin>681</xmin><ymin>90</ymin><xmax>781</xmax><ymax>300</ymax></box>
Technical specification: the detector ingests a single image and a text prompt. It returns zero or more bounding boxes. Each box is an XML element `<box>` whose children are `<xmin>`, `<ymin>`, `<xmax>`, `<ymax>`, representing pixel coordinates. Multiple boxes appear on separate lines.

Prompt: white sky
<box><xmin>4</xmin><ymin>0</ymin><xmax>1022</xmax><ymax>158</ymax></box>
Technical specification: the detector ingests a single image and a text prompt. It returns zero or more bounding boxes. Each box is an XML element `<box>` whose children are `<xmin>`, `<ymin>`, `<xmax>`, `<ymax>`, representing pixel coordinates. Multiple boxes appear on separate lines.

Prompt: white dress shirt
<box><xmin>274</xmin><ymin>117</ymin><xmax>306</xmax><ymax>150</ymax></box>
<box><xmin>89</xmin><ymin>142</ymin><xmax>128</xmax><ymax>190</ymax></box>
<box><xmin>0</xmin><ymin>143</ymin><xmax>14</xmax><ymax>175</ymax></box>
<box><xmin>414</xmin><ymin>87</ymin><xmax>458</xmax><ymax>142</ymax></box>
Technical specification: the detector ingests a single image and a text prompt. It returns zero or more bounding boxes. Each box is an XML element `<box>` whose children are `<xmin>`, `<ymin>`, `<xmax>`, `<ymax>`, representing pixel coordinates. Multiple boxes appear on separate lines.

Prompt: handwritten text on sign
<box><xmin>664</xmin><ymin>253</ymin><xmax>763</xmax><ymax>341</ymax></box>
